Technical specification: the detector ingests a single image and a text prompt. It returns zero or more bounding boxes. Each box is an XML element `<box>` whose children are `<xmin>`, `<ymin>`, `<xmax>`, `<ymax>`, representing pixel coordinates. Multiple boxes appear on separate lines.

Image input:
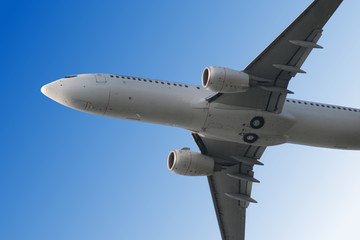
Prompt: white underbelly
<box><xmin>199</xmin><ymin>103</ymin><xmax>295</xmax><ymax>146</ymax></box>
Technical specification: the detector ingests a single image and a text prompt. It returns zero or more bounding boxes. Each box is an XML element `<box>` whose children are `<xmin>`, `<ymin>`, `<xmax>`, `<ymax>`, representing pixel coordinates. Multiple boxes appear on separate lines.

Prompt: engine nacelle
<box><xmin>167</xmin><ymin>149</ymin><xmax>216</xmax><ymax>176</ymax></box>
<box><xmin>202</xmin><ymin>66</ymin><xmax>250</xmax><ymax>93</ymax></box>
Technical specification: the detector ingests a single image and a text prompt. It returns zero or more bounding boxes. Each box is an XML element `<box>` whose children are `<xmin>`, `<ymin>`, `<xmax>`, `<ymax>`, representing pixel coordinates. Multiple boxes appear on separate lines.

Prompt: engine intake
<box><xmin>167</xmin><ymin>149</ymin><xmax>216</xmax><ymax>176</ymax></box>
<box><xmin>202</xmin><ymin>66</ymin><xmax>250</xmax><ymax>93</ymax></box>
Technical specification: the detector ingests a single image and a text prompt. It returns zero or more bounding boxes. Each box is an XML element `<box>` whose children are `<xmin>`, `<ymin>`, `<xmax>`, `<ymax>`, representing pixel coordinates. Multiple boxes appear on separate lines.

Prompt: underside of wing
<box><xmin>211</xmin><ymin>0</ymin><xmax>343</xmax><ymax>113</ymax></box>
<box><xmin>192</xmin><ymin>133</ymin><xmax>266</xmax><ymax>240</ymax></box>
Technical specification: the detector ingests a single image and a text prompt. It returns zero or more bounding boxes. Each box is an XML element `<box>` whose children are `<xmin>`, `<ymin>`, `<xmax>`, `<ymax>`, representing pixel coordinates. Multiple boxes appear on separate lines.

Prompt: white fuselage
<box><xmin>41</xmin><ymin>73</ymin><xmax>360</xmax><ymax>150</ymax></box>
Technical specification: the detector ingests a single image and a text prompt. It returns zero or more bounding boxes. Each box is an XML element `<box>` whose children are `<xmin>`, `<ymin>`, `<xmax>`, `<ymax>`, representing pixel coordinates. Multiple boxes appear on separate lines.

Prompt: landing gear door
<box><xmin>95</xmin><ymin>73</ymin><xmax>107</xmax><ymax>83</ymax></box>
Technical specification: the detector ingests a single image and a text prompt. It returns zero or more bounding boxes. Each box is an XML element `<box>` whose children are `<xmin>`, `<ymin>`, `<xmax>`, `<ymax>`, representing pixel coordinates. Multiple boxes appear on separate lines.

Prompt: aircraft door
<box><xmin>95</xmin><ymin>73</ymin><xmax>107</xmax><ymax>83</ymax></box>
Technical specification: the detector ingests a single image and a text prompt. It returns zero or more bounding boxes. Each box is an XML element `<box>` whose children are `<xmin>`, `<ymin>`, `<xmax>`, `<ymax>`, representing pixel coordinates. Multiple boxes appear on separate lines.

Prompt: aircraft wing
<box><xmin>192</xmin><ymin>134</ymin><xmax>266</xmax><ymax>240</ymax></box>
<box><xmin>193</xmin><ymin>1</ymin><xmax>344</xmax><ymax>239</ymax></box>
<box><xmin>211</xmin><ymin>0</ymin><xmax>343</xmax><ymax>113</ymax></box>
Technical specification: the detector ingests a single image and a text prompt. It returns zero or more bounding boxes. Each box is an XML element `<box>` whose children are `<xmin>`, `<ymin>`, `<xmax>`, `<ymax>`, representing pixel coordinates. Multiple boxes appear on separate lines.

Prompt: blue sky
<box><xmin>1</xmin><ymin>0</ymin><xmax>360</xmax><ymax>239</ymax></box>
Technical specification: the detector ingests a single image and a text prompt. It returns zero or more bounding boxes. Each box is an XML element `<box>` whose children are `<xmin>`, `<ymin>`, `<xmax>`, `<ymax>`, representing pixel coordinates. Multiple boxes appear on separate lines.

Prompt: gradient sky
<box><xmin>2</xmin><ymin>0</ymin><xmax>360</xmax><ymax>239</ymax></box>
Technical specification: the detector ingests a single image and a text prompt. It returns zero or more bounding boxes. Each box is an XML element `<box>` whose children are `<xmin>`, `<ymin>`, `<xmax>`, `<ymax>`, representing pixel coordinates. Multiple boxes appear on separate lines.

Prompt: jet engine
<box><xmin>202</xmin><ymin>66</ymin><xmax>250</xmax><ymax>93</ymax></box>
<box><xmin>167</xmin><ymin>149</ymin><xmax>216</xmax><ymax>176</ymax></box>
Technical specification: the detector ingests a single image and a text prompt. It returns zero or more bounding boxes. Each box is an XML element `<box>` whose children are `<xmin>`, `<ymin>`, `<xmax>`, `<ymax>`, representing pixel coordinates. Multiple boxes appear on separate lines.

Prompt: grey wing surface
<box><xmin>192</xmin><ymin>134</ymin><xmax>266</xmax><ymax>240</ymax></box>
<box><xmin>211</xmin><ymin>0</ymin><xmax>343</xmax><ymax>113</ymax></box>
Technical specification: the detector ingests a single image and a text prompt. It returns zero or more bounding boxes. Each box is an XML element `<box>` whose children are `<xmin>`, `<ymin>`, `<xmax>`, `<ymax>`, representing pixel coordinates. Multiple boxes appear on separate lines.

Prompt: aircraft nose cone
<box><xmin>41</xmin><ymin>77</ymin><xmax>91</xmax><ymax>110</ymax></box>
<box><xmin>41</xmin><ymin>82</ymin><xmax>58</xmax><ymax>100</ymax></box>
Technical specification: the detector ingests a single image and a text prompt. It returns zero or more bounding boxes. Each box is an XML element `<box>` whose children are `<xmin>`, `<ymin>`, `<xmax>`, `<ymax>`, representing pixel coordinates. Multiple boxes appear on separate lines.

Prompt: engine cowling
<box><xmin>202</xmin><ymin>66</ymin><xmax>250</xmax><ymax>93</ymax></box>
<box><xmin>167</xmin><ymin>149</ymin><xmax>215</xmax><ymax>176</ymax></box>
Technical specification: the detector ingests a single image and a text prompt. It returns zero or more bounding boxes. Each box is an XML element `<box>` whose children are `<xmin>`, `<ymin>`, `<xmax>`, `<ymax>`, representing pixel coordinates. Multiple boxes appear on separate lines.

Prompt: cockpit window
<box><xmin>64</xmin><ymin>75</ymin><xmax>77</xmax><ymax>78</ymax></box>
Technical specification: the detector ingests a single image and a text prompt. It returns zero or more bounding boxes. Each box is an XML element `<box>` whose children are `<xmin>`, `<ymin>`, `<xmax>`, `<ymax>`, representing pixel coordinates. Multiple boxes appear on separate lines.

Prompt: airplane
<box><xmin>41</xmin><ymin>0</ymin><xmax>358</xmax><ymax>239</ymax></box>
